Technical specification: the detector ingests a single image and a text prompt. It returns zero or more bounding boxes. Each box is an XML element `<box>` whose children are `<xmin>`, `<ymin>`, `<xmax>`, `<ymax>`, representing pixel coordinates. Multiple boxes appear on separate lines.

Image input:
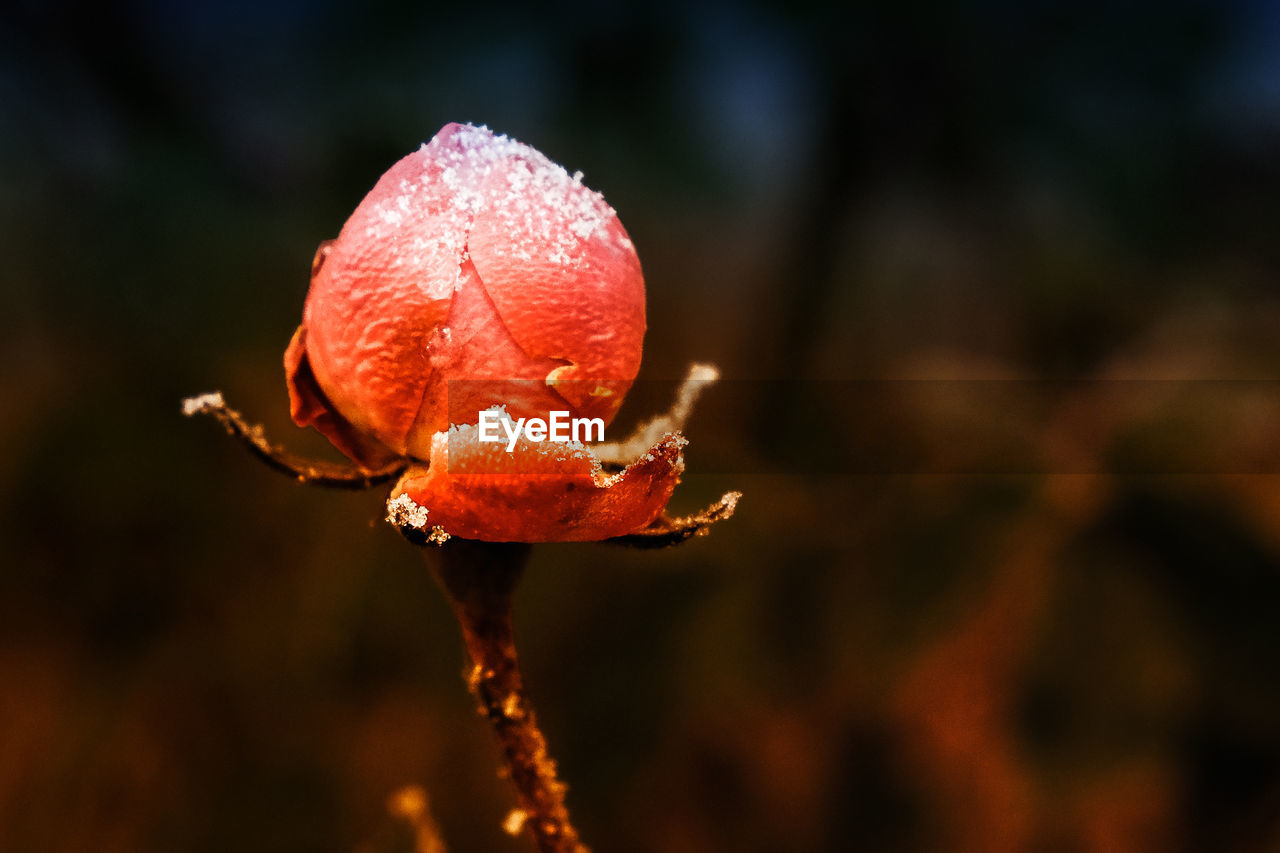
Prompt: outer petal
<box><xmin>391</xmin><ymin>424</ymin><xmax>685</xmax><ymax>542</ymax></box>
<box><xmin>466</xmin><ymin>133</ymin><xmax>645</xmax><ymax>425</ymax></box>
<box><xmin>283</xmin><ymin>326</ymin><xmax>403</xmax><ymax>469</ymax></box>
<box><xmin>302</xmin><ymin>127</ymin><xmax>491</xmax><ymax>454</ymax></box>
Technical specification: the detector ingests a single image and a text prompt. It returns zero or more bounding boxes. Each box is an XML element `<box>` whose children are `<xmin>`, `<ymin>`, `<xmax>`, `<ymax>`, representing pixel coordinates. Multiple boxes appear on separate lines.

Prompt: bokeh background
<box><xmin>4</xmin><ymin>1</ymin><xmax>1280</xmax><ymax>850</ymax></box>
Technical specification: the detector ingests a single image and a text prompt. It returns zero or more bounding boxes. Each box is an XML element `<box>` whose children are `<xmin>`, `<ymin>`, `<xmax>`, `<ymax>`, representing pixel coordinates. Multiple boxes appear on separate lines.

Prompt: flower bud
<box><xmin>286</xmin><ymin>123</ymin><xmax>645</xmax><ymax>468</ymax></box>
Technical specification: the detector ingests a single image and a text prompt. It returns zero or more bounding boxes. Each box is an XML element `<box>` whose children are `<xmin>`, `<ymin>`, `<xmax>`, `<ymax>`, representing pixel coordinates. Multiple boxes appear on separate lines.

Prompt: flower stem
<box><xmin>428</xmin><ymin>540</ymin><xmax>589</xmax><ymax>853</ymax></box>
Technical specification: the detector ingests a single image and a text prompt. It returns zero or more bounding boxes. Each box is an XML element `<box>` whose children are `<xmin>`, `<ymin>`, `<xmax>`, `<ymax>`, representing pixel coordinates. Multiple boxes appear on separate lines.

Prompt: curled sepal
<box><xmin>181</xmin><ymin>391</ymin><xmax>407</xmax><ymax>489</ymax></box>
<box><xmin>607</xmin><ymin>491</ymin><xmax>742</xmax><ymax>549</ymax></box>
<box><xmin>387</xmin><ymin>424</ymin><xmax>686</xmax><ymax>543</ymax></box>
<box><xmin>592</xmin><ymin>363</ymin><xmax>719</xmax><ymax>466</ymax></box>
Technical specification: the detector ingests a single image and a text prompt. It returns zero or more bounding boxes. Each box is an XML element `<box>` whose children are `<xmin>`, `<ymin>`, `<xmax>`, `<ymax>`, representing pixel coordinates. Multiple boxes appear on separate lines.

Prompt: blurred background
<box><xmin>3</xmin><ymin>0</ymin><xmax>1280</xmax><ymax>850</ymax></box>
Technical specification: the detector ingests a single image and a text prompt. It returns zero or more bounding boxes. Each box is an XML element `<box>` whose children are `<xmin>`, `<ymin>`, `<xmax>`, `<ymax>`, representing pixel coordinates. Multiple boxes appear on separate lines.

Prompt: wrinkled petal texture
<box><xmin>393</xmin><ymin>424</ymin><xmax>685</xmax><ymax>543</ymax></box>
<box><xmin>293</xmin><ymin>123</ymin><xmax>645</xmax><ymax>461</ymax></box>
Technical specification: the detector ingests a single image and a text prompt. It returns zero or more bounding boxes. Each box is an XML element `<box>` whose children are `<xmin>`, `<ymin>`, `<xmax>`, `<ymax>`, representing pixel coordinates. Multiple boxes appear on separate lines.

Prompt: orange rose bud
<box><xmin>283</xmin><ymin>123</ymin><xmax>698</xmax><ymax>542</ymax></box>
<box><xmin>286</xmin><ymin>123</ymin><xmax>646</xmax><ymax>468</ymax></box>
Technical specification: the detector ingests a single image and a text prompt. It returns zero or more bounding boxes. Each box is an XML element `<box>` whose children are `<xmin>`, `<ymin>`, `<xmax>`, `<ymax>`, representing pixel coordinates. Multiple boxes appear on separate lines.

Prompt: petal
<box><xmin>284</xmin><ymin>326</ymin><xmax>403</xmax><ymax>470</ymax></box>
<box><xmin>402</xmin><ymin>257</ymin><xmax>570</xmax><ymax>457</ymax></box>
<box><xmin>301</xmin><ymin>130</ymin><xmax>489</xmax><ymax>453</ymax></box>
<box><xmin>466</xmin><ymin>140</ymin><xmax>645</xmax><ymax>425</ymax></box>
<box><xmin>391</xmin><ymin>424</ymin><xmax>685</xmax><ymax>543</ymax></box>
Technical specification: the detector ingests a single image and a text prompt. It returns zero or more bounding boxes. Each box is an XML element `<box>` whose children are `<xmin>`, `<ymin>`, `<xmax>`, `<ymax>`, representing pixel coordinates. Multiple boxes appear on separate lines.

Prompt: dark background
<box><xmin>4</xmin><ymin>1</ymin><xmax>1280</xmax><ymax>850</ymax></box>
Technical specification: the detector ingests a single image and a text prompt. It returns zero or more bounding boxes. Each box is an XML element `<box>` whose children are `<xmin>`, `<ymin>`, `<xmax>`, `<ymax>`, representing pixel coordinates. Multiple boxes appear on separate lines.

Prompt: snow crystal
<box><xmin>386</xmin><ymin>493</ymin><xmax>430</xmax><ymax>530</ymax></box>
<box><xmin>181</xmin><ymin>391</ymin><xmax>224</xmax><ymax>417</ymax></box>
<box><xmin>386</xmin><ymin>493</ymin><xmax>450</xmax><ymax>544</ymax></box>
<box><xmin>432</xmin><ymin>124</ymin><xmax>621</xmax><ymax>272</ymax></box>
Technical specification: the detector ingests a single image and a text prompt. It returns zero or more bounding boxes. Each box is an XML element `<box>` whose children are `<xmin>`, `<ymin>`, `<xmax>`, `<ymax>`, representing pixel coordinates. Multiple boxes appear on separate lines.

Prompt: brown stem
<box><xmin>428</xmin><ymin>540</ymin><xmax>589</xmax><ymax>853</ymax></box>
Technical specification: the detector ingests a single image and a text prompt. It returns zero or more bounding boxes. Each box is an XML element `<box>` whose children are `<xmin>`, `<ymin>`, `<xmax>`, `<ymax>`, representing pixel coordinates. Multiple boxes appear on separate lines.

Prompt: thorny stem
<box><xmin>428</xmin><ymin>540</ymin><xmax>589</xmax><ymax>853</ymax></box>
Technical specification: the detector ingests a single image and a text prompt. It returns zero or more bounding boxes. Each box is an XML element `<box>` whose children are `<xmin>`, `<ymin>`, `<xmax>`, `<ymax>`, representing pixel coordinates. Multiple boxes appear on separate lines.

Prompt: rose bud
<box><xmin>286</xmin><ymin>122</ymin><xmax>646</xmax><ymax>469</ymax></box>
<box><xmin>285</xmin><ymin>123</ymin><xmax>716</xmax><ymax>542</ymax></box>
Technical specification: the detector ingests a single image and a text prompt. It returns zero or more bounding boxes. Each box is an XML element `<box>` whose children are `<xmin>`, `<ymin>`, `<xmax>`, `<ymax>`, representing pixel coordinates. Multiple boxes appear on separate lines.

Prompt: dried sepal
<box><xmin>593</xmin><ymin>363</ymin><xmax>720</xmax><ymax>466</ymax></box>
<box><xmin>385</xmin><ymin>361</ymin><xmax>739</xmax><ymax>545</ymax></box>
<box><xmin>607</xmin><ymin>490</ymin><xmax>742</xmax><ymax>549</ymax></box>
<box><xmin>182</xmin><ymin>391</ymin><xmax>406</xmax><ymax>489</ymax></box>
<box><xmin>388</xmin><ymin>427</ymin><xmax>686</xmax><ymax>544</ymax></box>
